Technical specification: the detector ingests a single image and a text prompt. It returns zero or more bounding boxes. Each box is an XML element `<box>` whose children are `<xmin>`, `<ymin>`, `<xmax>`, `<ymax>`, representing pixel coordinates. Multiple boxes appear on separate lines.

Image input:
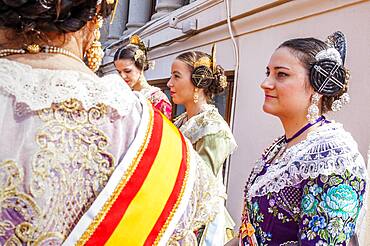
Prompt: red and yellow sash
<box><xmin>68</xmin><ymin>104</ymin><xmax>189</xmax><ymax>245</ymax></box>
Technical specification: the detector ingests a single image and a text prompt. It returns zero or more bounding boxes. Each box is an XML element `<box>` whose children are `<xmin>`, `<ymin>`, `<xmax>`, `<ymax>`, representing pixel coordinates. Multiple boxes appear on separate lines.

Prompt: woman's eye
<box><xmin>277</xmin><ymin>72</ymin><xmax>288</xmax><ymax>77</ymax></box>
<box><xmin>265</xmin><ymin>71</ymin><xmax>270</xmax><ymax>77</ymax></box>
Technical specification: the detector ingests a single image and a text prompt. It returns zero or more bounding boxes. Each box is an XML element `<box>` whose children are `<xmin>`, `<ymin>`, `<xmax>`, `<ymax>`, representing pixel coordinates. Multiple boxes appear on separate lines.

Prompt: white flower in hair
<box><xmin>134</xmin><ymin>49</ymin><xmax>145</xmax><ymax>61</ymax></box>
<box><xmin>315</xmin><ymin>48</ymin><xmax>342</xmax><ymax>65</ymax></box>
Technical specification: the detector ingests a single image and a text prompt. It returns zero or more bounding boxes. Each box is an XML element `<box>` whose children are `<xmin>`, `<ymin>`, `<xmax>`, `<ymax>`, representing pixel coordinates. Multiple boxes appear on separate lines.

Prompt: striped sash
<box><xmin>63</xmin><ymin>101</ymin><xmax>190</xmax><ymax>245</ymax></box>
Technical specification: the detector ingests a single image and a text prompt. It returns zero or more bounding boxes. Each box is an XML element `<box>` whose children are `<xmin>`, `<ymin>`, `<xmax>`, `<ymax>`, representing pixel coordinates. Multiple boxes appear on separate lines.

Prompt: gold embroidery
<box><xmin>0</xmin><ymin>160</ymin><xmax>62</xmax><ymax>244</ymax></box>
<box><xmin>32</xmin><ymin>99</ymin><xmax>114</xmax><ymax>236</ymax></box>
<box><xmin>0</xmin><ymin>99</ymin><xmax>114</xmax><ymax>244</ymax></box>
<box><xmin>77</xmin><ymin>101</ymin><xmax>154</xmax><ymax>245</ymax></box>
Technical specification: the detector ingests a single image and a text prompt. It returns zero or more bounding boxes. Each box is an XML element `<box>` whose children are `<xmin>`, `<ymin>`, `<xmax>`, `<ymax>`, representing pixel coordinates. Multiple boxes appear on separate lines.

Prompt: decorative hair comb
<box><xmin>129</xmin><ymin>35</ymin><xmax>147</xmax><ymax>62</ymax></box>
<box><xmin>192</xmin><ymin>44</ymin><xmax>227</xmax><ymax>89</ymax></box>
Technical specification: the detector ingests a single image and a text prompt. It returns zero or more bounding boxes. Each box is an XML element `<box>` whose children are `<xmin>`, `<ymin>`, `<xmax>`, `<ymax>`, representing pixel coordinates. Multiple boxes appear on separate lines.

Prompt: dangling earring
<box><xmin>85</xmin><ymin>16</ymin><xmax>104</xmax><ymax>72</ymax></box>
<box><xmin>306</xmin><ymin>92</ymin><xmax>321</xmax><ymax>123</ymax></box>
<box><xmin>193</xmin><ymin>88</ymin><xmax>199</xmax><ymax>103</ymax></box>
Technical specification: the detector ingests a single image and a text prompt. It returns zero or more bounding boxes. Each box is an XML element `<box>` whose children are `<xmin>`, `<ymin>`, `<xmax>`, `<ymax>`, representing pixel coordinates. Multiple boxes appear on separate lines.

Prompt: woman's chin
<box><xmin>262</xmin><ymin>104</ymin><xmax>277</xmax><ymax>115</ymax></box>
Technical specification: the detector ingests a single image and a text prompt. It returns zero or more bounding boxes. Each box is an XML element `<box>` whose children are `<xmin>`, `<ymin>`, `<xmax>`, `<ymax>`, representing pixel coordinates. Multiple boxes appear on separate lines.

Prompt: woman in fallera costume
<box><xmin>168</xmin><ymin>46</ymin><xmax>237</xmax><ymax>245</ymax></box>
<box><xmin>114</xmin><ymin>35</ymin><xmax>172</xmax><ymax>119</ymax></box>
<box><xmin>239</xmin><ymin>32</ymin><xmax>367</xmax><ymax>245</ymax></box>
<box><xmin>0</xmin><ymin>0</ymin><xmax>222</xmax><ymax>244</ymax></box>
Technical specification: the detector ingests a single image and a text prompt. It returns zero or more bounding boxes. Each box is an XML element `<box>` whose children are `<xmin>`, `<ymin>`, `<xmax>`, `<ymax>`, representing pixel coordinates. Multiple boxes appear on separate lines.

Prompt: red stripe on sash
<box><xmin>144</xmin><ymin>130</ymin><xmax>188</xmax><ymax>245</ymax></box>
<box><xmin>85</xmin><ymin>108</ymin><xmax>163</xmax><ymax>245</ymax></box>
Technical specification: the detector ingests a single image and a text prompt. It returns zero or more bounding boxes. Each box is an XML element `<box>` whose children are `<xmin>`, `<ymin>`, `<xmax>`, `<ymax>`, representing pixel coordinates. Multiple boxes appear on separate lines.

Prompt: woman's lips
<box><xmin>265</xmin><ymin>94</ymin><xmax>277</xmax><ymax>99</ymax></box>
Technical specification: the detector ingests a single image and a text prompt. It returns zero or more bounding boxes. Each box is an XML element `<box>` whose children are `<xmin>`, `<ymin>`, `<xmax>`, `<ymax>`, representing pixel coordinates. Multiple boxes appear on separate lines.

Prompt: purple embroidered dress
<box><xmin>240</xmin><ymin>122</ymin><xmax>367</xmax><ymax>246</ymax></box>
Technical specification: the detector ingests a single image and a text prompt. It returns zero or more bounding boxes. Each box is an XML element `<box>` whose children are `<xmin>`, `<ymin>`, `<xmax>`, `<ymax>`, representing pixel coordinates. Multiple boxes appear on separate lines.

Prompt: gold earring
<box><xmin>85</xmin><ymin>16</ymin><xmax>104</xmax><ymax>72</ymax></box>
<box><xmin>193</xmin><ymin>88</ymin><xmax>199</xmax><ymax>103</ymax></box>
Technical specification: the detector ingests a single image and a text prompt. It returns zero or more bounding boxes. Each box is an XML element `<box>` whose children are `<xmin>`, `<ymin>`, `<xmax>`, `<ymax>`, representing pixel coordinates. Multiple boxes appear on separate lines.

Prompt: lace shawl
<box><xmin>0</xmin><ymin>59</ymin><xmax>135</xmax><ymax>117</ymax></box>
<box><xmin>248</xmin><ymin>122</ymin><xmax>367</xmax><ymax>200</ymax></box>
<box><xmin>174</xmin><ymin>104</ymin><xmax>237</xmax><ymax>152</ymax></box>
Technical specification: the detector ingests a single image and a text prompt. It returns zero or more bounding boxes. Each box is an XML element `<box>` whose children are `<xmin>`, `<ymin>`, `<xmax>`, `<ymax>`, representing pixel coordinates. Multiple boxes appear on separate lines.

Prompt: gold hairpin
<box><xmin>193</xmin><ymin>56</ymin><xmax>212</xmax><ymax>69</ymax></box>
<box><xmin>130</xmin><ymin>35</ymin><xmax>142</xmax><ymax>46</ymax></box>
<box><xmin>211</xmin><ymin>44</ymin><xmax>216</xmax><ymax>73</ymax></box>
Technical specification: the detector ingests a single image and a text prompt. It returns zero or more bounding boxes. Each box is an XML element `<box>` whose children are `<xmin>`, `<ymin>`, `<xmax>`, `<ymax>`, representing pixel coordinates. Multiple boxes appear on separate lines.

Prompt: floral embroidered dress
<box><xmin>0</xmin><ymin>59</ymin><xmax>222</xmax><ymax>245</ymax></box>
<box><xmin>174</xmin><ymin>104</ymin><xmax>237</xmax><ymax>245</ymax></box>
<box><xmin>140</xmin><ymin>85</ymin><xmax>172</xmax><ymax>119</ymax></box>
<box><xmin>241</xmin><ymin>122</ymin><xmax>367</xmax><ymax>246</ymax></box>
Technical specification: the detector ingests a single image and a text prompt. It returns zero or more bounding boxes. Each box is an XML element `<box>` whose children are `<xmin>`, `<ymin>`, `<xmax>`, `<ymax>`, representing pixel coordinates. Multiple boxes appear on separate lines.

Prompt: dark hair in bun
<box><xmin>114</xmin><ymin>45</ymin><xmax>149</xmax><ymax>71</ymax></box>
<box><xmin>176</xmin><ymin>51</ymin><xmax>227</xmax><ymax>101</ymax></box>
<box><xmin>278</xmin><ymin>35</ymin><xmax>348</xmax><ymax>113</ymax></box>
<box><xmin>0</xmin><ymin>0</ymin><xmax>114</xmax><ymax>34</ymax></box>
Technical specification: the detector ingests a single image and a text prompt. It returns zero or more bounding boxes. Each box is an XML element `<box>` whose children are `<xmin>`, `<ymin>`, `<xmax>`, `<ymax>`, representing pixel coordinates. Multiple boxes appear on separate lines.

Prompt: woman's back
<box><xmin>0</xmin><ymin>58</ymin><xmax>142</xmax><ymax>243</ymax></box>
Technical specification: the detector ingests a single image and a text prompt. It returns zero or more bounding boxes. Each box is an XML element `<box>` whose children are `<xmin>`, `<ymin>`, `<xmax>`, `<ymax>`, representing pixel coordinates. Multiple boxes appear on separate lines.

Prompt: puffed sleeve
<box><xmin>298</xmin><ymin>172</ymin><xmax>366</xmax><ymax>245</ymax></box>
<box><xmin>194</xmin><ymin>131</ymin><xmax>234</xmax><ymax>176</ymax></box>
<box><xmin>156</xmin><ymin>99</ymin><xmax>172</xmax><ymax>120</ymax></box>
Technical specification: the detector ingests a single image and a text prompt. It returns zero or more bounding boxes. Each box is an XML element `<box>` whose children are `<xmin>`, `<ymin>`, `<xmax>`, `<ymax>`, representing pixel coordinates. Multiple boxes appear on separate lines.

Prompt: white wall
<box><xmin>134</xmin><ymin>0</ymin><xmax>370</xmax><ymax>226</ymax></box>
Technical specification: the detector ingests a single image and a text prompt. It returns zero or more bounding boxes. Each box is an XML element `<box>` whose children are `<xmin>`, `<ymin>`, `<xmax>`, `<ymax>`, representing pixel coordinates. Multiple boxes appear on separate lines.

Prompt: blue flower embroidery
<box><xmin>320</xmin><ymin>184</ymin><xmax>358</xmax><ymax>220</ymax></box>
<box><xmin>344</xmin><ymin>222</ymin><xmax>355</xmax><ymax>238</ymax></box>
<box><xmin>309</xmin><ymin>184</ymin><xmax>323</xmax><ymax>196</ymax></box>
<box><xmin>308</xmin><ymin>215</ymin><xmax>326</xmax><ymax>232</ymax></box>
<box><xmin>302</xmin><ymin>194</ymin><xmax>318</xmax><ymax>215</ymax></box>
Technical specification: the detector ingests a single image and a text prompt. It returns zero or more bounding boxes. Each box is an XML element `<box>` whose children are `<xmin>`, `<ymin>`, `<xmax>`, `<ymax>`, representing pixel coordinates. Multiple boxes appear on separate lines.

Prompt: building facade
<box><xmin>100</xmin><ymin>0</ymin><xmax>370</xmax><ymax>237</ymax></box>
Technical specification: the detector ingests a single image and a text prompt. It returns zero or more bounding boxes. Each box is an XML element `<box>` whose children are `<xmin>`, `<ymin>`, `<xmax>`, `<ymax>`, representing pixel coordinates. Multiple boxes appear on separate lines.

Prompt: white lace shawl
<box><xmin>0</xmin><ymin>59</ymin><xmax>135</xmax><ymax>117</ymax></box>
<box><xmin>248</xmin><ymin>122</ymin><xmax>367</xmax><ymax>200</ymax></box>
<box><xmin>174</xmin><ymin>104</ymin><xmax>237</xmax><ymax>151</ymax></box>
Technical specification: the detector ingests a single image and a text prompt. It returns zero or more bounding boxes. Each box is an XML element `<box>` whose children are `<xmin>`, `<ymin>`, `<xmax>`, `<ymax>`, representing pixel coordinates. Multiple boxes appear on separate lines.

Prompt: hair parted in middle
<box><xmin>114</xmin><ymin>35</ymin><xmax>151</xmax><ymax>71</ymax></box>
<box><xmin>176</xmin><ymin>45</ymin><xmax>228</xmax><ymax>101</ymax></box>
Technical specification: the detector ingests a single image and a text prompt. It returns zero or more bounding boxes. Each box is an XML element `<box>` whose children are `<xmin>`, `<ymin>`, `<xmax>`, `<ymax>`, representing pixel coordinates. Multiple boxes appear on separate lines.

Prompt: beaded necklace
<box><xmin>0</xmin><ymin>44</ymin><xmax>84</xmax><ymax>64</ymax></box>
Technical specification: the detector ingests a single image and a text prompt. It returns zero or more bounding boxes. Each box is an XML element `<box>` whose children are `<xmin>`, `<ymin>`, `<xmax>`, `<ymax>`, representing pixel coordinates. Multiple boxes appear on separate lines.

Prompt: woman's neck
<box><xmin>185</xmin><ymin>97</ymin><xmax>207</xmax><ymax>119</ymax></box>
<box><xmin>280</xmin><ymin>113</ymin><xmax>313</xmax><ymax>146</ymax></box>
<box><xmin>133</xmin><ymin>76</ymin><xmax>150</xmax><ymax>91</ymax></box>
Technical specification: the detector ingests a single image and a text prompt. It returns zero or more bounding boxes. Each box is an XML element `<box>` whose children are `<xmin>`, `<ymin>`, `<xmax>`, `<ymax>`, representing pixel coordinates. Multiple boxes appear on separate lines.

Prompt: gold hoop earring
<box><xmin>85</xmin><ymin>16</ymin><xmax>103</xmax><ymax>72</ymax></box>
<box><xmin>193</xmin><ymin>88</ymin><xmax>199</xmax><ymax>103</ymax></box>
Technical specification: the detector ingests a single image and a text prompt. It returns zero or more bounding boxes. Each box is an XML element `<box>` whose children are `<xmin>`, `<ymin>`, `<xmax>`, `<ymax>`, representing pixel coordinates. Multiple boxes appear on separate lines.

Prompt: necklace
<box><xmin>0</xmin><ymin>44</ymin><xmax>84</xmax><ymax>64</ymax></box>
<box><xmin>284</xmin><ymin>116</ymin><xmax>325</xmax><ymax>143</ymax></box>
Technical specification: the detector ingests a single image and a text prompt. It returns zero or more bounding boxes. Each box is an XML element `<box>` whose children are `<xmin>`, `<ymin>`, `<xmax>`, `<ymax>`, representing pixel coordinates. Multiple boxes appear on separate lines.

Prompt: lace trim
<box><xmin>248</xmin><ymin>122</ymin><xmax>367</xmax><ymax>200</ymax></box>
<box><xmin>0</xmin><ymin>59</ymin><xmax>135</xmax><ymax>117</ymax></box>
<box><xmin>168</xmin><ymin>150</ymin><xmax>223</xmax><ymax>244</ymax></box>
<box><xmin>174</xmin><ymin>104</ymin><xmax>236</xmax><ymax>148</ymax></box>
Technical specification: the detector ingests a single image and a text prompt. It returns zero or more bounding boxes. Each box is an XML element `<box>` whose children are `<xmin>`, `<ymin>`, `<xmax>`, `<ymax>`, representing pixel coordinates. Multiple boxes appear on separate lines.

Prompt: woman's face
<box><xmin>261</xmin><ymin>47</ymin><xmax>313</xmax><ymax>119</ymax></box>
<box><xmin>167</xmin><ymin>59</ymin><xmax>196</xmax><ymax>105</ymax></box>
<box><xmin>114</xmin><ymin>59</ymin><xmax>142</xmax><ymax>90</ymax></box>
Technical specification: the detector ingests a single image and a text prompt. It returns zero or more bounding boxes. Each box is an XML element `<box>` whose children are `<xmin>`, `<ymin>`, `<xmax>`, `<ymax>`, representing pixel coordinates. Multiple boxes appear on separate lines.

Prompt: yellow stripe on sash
<box><xmin>106</xmin><ymin>120</ymin><xmax>183</xmax><ymax>245</ymax></box>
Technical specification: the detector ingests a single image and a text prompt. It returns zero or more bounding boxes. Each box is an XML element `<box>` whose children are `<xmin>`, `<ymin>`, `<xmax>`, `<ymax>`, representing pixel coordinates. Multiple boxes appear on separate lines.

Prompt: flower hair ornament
<box><xmin>191</xmin><ymin>44</ymin><xmax>227</xmax><ymax>89</ymax></box>
<box><xmin>307</xmin><ymin>31</ymin><xmax>350</xmax><ymax>120</ymax></box>
<box><xmin>129</xmin><ymin>35</ymin><xmax>155</xmax><ymax>69</ymax></box>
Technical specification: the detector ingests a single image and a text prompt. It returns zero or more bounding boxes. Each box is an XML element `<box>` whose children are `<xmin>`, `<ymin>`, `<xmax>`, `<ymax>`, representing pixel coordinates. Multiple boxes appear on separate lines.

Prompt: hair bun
<box><xmin>310</xmin><ymin>59</ymin><xmax>346</xmax><ymax>96</ymax></box>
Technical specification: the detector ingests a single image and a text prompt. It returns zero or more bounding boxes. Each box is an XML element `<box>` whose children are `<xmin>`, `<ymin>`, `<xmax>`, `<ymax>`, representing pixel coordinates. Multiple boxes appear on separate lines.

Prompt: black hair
<box><xmin>114</xmin><ymin>44</ymin><xmax>149</xmax><ymax>71</ymax></box>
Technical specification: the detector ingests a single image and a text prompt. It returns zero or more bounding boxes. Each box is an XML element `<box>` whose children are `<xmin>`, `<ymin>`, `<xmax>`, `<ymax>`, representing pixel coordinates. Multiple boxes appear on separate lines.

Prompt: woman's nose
<box><xmin>260</xmin><ymin>77</ymin><xmax>274</xmax><ymax>90</ymax></box>
<box><xmin>120</xmin><ymin>72</ymin><xmax>127</xmax><ymax>79</ymax></box>
<box><xmin>167</xmin><ymin>79</ymin><xmax>173</xmax><ymax>88</ymax></box>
